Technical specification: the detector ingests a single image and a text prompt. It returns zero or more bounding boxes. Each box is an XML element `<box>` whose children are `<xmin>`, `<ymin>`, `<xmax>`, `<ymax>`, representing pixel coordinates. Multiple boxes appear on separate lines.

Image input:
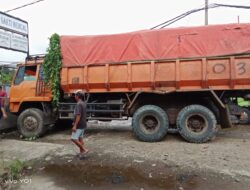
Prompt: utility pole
<box><xmin>205</xmin><ymin>0</ymin><xmax>208</xmax><ymax>25</ymax></box>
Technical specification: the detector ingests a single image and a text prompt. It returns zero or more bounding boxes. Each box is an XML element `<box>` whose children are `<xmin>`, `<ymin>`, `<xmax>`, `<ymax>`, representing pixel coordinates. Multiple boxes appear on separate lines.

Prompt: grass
<box><xmin>0</xmin><ymin>158</ymin><xmax>25</xmax><ymax>180</ymax></box>
<box><xmin>8</xmin><ymin>159</ymin><xmax>25</xmax><ymax>179</ymax></box>
<box><xmin>0</xmin><ymin>159</ymin><xmax>25</xmax><ymax>189</ymax></box>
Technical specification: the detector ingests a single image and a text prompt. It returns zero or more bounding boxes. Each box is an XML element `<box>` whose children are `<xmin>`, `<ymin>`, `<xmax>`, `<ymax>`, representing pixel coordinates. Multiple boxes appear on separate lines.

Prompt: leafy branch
<box><xmin>43</xmin><ymin>33</ymin><xmax>62</xmax><ymax>106</ymax></box>
<box><xmin>0</xmin><ymin>68</ymin><xmax>14</xmax><ymax>85</ymax></box>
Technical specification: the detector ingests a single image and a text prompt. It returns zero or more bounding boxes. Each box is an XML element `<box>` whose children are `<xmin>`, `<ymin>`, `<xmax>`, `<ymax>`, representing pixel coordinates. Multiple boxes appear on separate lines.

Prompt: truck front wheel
<box><xmin>17</xmin><ymin>108</ymin><xmax>46</xmax><ymax>138</ymax></box>
<box><xmin>132</xmin><ymin>105</ymin><xmax>169</xmax><ymax>142</ymax></box>
<box><xmin>177</xmin><ymin>105</ymin><xmax>217</xmax><ymax>143</ymax></box>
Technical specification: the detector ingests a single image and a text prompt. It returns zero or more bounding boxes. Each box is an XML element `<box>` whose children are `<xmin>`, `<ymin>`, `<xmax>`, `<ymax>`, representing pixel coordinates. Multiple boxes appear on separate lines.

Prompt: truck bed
<box><xmin>60</xmin><ymin>54</ymin><xmax>250</xmax><ymax>93</ymax></box>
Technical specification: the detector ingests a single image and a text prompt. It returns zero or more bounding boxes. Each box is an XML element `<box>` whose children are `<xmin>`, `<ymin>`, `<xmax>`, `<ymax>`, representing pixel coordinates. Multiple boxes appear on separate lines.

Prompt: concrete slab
<box><xmin>0</xmin><ymin>140</ymin><xmax>64</xmax><ymax>162</ymax></box>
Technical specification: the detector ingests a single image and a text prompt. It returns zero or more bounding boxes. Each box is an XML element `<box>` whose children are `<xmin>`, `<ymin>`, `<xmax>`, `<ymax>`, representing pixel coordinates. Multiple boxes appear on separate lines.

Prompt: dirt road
<box><xmin>1</xmin><ymin>121</ymin><xmax>250</xmax><ymax>189</ymax></box>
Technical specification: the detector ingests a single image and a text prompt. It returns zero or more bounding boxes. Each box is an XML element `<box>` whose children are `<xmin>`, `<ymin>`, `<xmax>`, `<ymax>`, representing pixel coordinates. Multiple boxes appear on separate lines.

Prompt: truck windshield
<box><xmin>14</xmin><ymin>66</ymin><xmax>37</xmax><ymax>85</ymax></box>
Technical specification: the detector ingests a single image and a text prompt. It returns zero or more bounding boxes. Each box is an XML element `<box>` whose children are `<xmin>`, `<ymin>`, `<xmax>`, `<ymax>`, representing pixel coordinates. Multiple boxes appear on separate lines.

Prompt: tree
<box><xmin>0</xmin><ymin>67</ymin><xmax>14</xmax><ymax>85</ymax></box>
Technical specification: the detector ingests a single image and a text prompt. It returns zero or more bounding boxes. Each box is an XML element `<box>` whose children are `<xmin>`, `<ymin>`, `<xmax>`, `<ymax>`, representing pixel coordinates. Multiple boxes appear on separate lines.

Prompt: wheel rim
<box><xmin>139</xmin><ymin>114</ymin><xmax>160</xmax><ymax>134</ymax></box>
<box><xmin>23</xmin><ymin>116</ymin><xmax>38</xmax><ymax>131</ymax></box>
<box><xmin>185</xmin><ymin>114</ymin><xmax>208</xmax><ymax>134</ymax></box>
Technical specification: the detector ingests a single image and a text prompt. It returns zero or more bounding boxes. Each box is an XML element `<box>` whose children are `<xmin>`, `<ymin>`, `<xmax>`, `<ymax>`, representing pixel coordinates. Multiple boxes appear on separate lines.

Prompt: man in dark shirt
<box><xmin>71</xmin><ymin>91</ymin><xmax>88</xmax><ymax>158</ymax></box>
<box><xmin>0</xmin><ymin>86</ymin><xmax>7</xmax><ymax>119</ymax></box>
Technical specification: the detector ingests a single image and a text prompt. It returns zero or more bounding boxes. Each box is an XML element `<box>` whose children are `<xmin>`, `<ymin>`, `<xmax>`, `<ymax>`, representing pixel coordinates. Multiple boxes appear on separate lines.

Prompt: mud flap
<box><xmin>219</xmin><ymin>105</ymin><xmax>233</xmax><ymax>128</ymax></box>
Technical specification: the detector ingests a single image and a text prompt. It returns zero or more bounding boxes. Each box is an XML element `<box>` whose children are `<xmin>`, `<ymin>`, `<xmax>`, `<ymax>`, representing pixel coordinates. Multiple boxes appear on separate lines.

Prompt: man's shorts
<box><xmin>71</xmin><ymin>129</ymin><xmax>84</xmax><ymax>140</ymax></box>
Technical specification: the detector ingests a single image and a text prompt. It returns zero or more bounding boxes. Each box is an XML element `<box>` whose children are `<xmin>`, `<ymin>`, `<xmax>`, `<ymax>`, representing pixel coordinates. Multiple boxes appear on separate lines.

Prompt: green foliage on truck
<box><xmin>43</xmin><ymin>33</ymin><xmax>62</xmax><ymax>106</ymax></box>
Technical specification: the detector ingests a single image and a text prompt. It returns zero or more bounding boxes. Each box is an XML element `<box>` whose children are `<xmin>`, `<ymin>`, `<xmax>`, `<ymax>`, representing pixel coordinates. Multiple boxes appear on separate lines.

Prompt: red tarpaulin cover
<box><xmin>60</xmin><ymin>23</ymin><xmax>250</xmax><ymax>67</ymax></box>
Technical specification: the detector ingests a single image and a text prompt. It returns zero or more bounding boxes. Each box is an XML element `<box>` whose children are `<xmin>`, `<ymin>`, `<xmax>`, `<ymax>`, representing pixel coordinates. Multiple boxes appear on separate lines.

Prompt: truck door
<box><xmin>9</xmin><ymin>65</ymin><xmax>38</xmax><ymax>103</ymax></box>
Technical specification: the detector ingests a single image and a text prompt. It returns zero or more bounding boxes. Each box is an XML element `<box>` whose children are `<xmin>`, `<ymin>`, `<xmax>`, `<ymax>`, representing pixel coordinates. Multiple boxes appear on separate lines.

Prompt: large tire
<box><xmin>177</xmin><ymin>105</ymin><xmax>217</xmax><ymax>143</ymax></box>
<box><xmin>132</xmin><ymin>105</ymin><xmax>169</xmax><ymax>142</ymax></box>
<box><xmin>17</xmin><ymin>108</ymin><xmax>46</xmax><ymax>138</ymax></box>
<box><xmin>239</xmin><ymin>108</ymin><xmax>250</xmax><ymax>125</ymax></box>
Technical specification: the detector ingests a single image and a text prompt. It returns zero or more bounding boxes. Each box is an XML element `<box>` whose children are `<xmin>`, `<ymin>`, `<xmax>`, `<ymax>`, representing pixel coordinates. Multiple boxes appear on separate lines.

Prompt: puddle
<box><xmin>36</xmin><ymin>158</ymin><xmax>250</xmax><ymax>190</ymax></box>
<box><xmin>43</xmin><ymin>163</ymin><xmax>174</xmax><ymax>190</ymax></box>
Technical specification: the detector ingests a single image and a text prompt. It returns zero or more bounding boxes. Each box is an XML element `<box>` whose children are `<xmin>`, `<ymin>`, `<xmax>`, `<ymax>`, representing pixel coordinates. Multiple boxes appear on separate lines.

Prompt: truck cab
<box><xmin>9</xmin><ymin>56</ymin><xmax>55</xmax><ymax>137</ymax></box>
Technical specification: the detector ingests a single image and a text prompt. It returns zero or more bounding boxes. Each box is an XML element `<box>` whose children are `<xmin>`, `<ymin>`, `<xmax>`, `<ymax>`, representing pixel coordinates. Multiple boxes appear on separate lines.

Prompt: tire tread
<box><xmin>177</xmin><ymin>105</ymin><xmax>217</xmax><ymax>143</ymax></box>
<box><xmin>132</xmin><ymin>105</ymin><xmax>169</xmax><ymax>142</ymax></box>
<box><xmin>17</xmin><ymin>108</ymin><xmax>46</xmax><ymax>138</ymax></box>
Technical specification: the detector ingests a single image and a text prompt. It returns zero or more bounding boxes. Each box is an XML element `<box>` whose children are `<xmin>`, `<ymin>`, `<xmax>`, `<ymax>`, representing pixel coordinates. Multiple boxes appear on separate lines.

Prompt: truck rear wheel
<box><xmin>177</xmin><ymin>105</ymin><xmax>217</xmax><ymax>143</ymax></box>
<box><xmin>132</xmin><ymin>105</ymin><xmax>169</xmax><ymax>142</ymax></box>
<box><xmin>17</xmin><ymin>108</ymin><xmax>46</xmax><ymax>138</ymax></box>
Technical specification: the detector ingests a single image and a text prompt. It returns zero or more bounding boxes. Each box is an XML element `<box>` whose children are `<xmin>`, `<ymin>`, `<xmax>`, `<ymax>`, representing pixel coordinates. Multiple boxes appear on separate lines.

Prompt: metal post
<box><xmin>205</xmin><ymin>0</ymin><xmax>208</xmax><ymax>25</ymax></box>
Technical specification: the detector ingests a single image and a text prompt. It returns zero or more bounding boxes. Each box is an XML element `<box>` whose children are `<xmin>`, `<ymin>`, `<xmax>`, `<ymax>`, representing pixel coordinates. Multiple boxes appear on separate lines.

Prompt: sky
<box><xmin>0</xmin><ymin>0</ymin><xmax>250</xmax><ymax>63</ymax></box>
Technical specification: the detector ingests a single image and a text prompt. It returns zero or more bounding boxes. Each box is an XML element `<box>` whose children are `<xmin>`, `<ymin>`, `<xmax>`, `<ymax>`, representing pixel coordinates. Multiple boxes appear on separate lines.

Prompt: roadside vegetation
<box><xmin>238</xmin><ymin>98</ymin><xmax>250</xmax><ymax>107</ymax></box>
<box><xmin>0</xmin><ymin>67</ymin><xmax>15</xmax><ymax>85</ymax></box>
<box><xmin>0</xmin><ymin>158</ymin><xmax>26</xmax><ymax>189</ymax></box>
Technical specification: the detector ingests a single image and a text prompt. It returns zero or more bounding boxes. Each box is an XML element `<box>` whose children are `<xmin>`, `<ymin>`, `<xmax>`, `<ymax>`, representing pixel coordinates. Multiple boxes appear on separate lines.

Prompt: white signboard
<box><xmin>0</xmin><ymin>29</ymin><xmax>28</xmax><ymax>53</ymax></box>
<box><xmin>0</xmin><ymin>12</ymin><xmax>28</xmax><ymax>35</ymax></box>
<box><xmin>11</xmin><ymin>33</ymin><xmax>28</xmax><ymax>52</ymax></box>
<box><xmin>0</xmin><ymin>30</ymin><xmax>11</xmax><ymax>48</ymax></box>
<box><xmin>0</xmin><ymin>12</ymin><xmax>28</xmax><ymax>53</ymax></box>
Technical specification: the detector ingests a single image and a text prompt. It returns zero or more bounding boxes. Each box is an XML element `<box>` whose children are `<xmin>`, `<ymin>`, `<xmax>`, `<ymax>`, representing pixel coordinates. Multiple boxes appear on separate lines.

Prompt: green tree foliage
<box><xmin>43</xmin><ymin>33</ymin><xmax>62</xmax><ymax>106</ymax></box>
<box><xmin>237</xmin><ymin>98</ymin><xmax>250</xmax><ymax>107</ymax></box>
<box><xmin>0</xmin><ymin>67</ymin><xmax>14</xmax><ymax>85</ymax></box>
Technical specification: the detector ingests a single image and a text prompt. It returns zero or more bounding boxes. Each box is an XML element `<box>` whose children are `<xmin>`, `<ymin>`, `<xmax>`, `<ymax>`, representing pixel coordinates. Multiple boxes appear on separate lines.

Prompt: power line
<box><xmin>151</xmin><ymin>3</ymin><xmax>250</xmax><ymax>29</ymax></box>
<box><xmin>5</xmin><ymin>0</ymin><xmax>46</xmax><ymax>13</ymax></box>
<box><xmin>150</xmin><ymin>4</ymin><xmax>219</xmax><ymax>29</ymax></box>
<box><xmin>214</xmin><ymin>3</ymin><xmax>250</xmax><ymax>9</ymax></box>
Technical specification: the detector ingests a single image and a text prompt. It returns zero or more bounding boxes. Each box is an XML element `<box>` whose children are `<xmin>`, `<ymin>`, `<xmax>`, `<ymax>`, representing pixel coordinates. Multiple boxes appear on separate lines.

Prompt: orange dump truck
<box><xmin>9</xmin><ymin>23</ymin><xmax>250</xmax><ymax>143</ymax></box>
